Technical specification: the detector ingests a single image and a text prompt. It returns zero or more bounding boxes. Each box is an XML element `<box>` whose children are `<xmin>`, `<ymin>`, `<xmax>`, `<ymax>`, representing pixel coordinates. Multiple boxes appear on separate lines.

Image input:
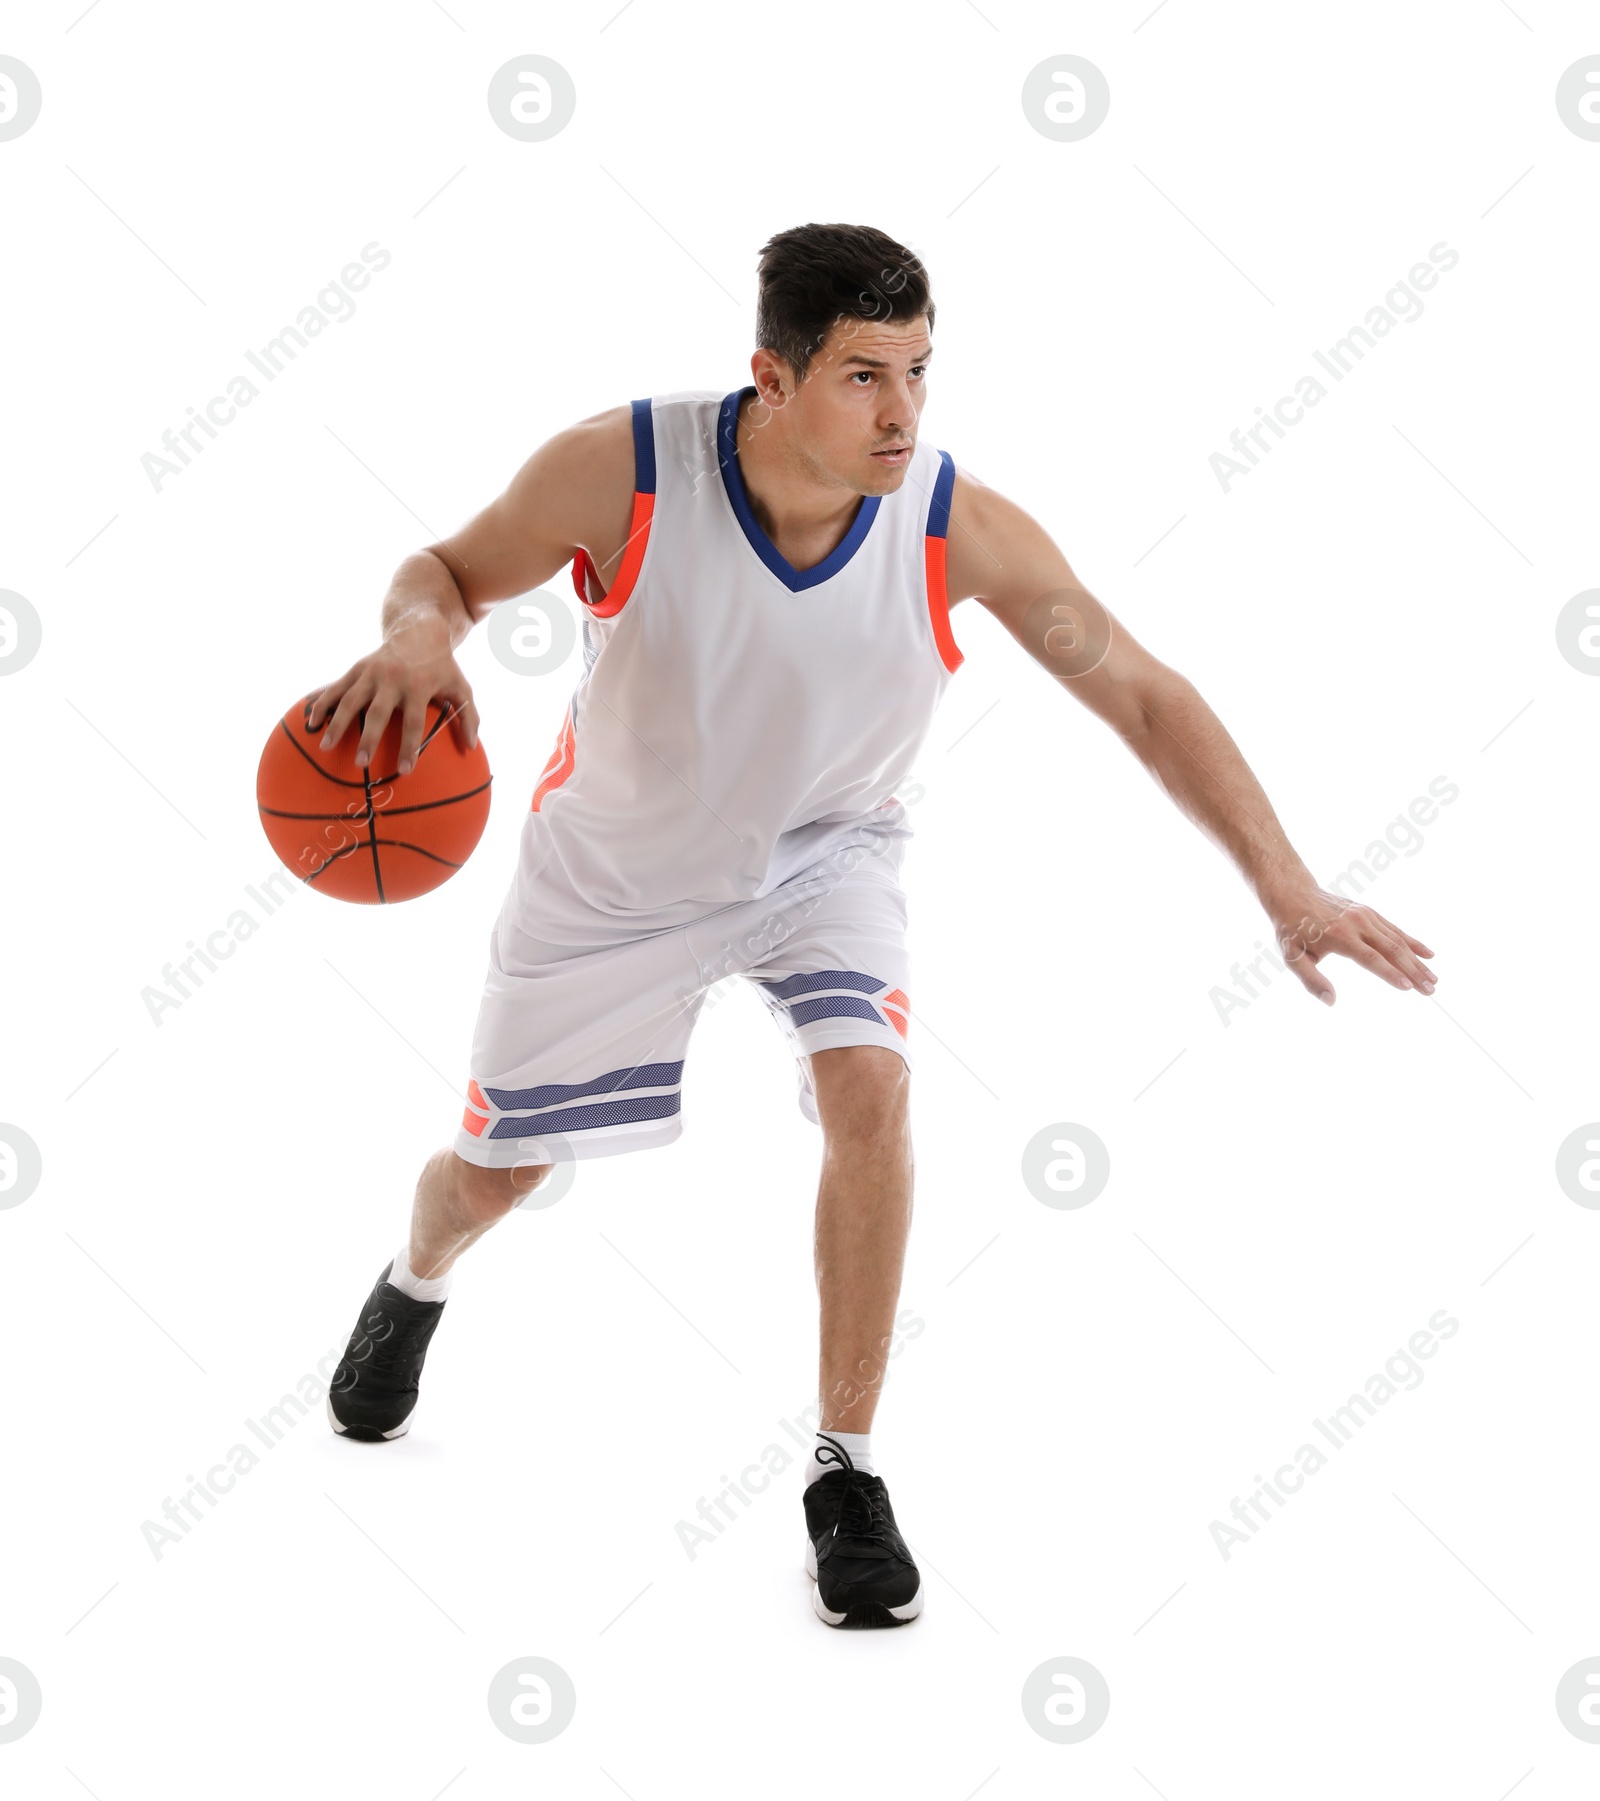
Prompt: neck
<box><xmin>735</xmin><ymin>389</ymin><xmax>863</xmax><ymax>556</ymax></box>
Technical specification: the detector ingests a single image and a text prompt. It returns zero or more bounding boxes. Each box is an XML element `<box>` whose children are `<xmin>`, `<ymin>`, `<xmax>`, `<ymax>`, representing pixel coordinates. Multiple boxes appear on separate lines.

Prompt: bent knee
<box><xmin>812</xmin><ymin>1044</ymin><xmax>908</xmax><ymax>1095</ymax></box>
<box><xmin>810</xmin><ymin>1044</ymin><xmax>910</xmax><ymax>1129</ymax></box>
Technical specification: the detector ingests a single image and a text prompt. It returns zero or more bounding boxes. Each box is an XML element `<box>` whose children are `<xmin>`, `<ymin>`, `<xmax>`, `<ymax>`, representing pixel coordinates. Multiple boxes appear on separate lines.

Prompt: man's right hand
<box><xmin>307</xmin><ymin>624</ymin><xmax>481</xmax><ymax>776</ymax></box>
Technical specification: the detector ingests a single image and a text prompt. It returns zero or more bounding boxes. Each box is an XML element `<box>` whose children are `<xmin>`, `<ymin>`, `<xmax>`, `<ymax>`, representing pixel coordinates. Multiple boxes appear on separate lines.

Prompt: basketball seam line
<box><xmin>363</xmin><ymin>762</ymin><xmax>385</xmax><ymax>903</ymax></box>
<box><xmin>301</xmin><ymin>837</ymin><xmax>465</xmax><ymax>884</ymax></box>
<box><xmin>258</xmin><ymin>777</ymin><xmax>493</xmax><ymax>823</ymax></box>
<box><xmin>275</xmin><ymin>700</ymin><xmax>461</xmax><ymax>792</ymax></box>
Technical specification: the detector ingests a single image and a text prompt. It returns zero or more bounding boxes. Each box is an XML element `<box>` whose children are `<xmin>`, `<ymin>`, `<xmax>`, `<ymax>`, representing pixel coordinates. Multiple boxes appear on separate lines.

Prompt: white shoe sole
<box><xmin>326</xmin><ymin>1394</ymin><xmax>414</xmax><ymax>1440</ymax></box>
<box><xmin>804</xmin><ymin>1538</ymin><xmax>924</xmax><ymax>1625</ymax></box>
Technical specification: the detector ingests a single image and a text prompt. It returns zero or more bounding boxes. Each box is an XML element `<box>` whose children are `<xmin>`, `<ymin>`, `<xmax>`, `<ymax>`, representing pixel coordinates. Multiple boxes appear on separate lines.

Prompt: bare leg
<box><xmin>809</xmin><ymin>1045</ymin><xmax>914</xmax><ymax>1435</ymax></box>
<box><xmin>406</xmin><ymin>1150</ymin><xmax>552</xmax><ymax>1282</ymax></box>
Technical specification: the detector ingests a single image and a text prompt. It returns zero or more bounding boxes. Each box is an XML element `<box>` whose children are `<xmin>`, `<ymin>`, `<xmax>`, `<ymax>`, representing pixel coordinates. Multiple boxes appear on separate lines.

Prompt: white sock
<box><xmin>805</xmin><ymin>1429</ymin><xmax>873</xmax><ymax>1486</ymax></box>
<box><xmin>386</xmin><ymin>1244</ymin><xmax>453</xmax><ymax>1304</ymax></box>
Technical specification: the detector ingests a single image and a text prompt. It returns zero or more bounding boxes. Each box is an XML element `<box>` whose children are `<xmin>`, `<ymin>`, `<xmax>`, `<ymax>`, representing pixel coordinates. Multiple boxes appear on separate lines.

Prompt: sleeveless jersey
<box><xmin>506</xmin><ymin>386</ymin><xmax>964</xmax><ymax>945</ymax></box>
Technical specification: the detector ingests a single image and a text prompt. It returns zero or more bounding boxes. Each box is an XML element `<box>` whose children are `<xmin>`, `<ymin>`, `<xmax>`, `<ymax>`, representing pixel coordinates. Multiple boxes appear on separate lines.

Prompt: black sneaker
<box><xmin>326</xmin><ymin>1260</ymin><xmax>447</xmax><ymax>1441</ymax></box>
<box><xmin>803</xmin><ymin>1433</ymin><xmax>924</xmax><ymax>1628</ymax></box>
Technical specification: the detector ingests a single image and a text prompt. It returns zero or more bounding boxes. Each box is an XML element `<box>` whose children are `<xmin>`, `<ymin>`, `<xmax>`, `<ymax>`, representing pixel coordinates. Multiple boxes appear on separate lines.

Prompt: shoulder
<box><xmin>944</xmin><ymin>463</ymin><xmax>996</xmax><ymax>538</ymax></box>
<box><xmin>941</xmin><ymin>463</ymin><xmax>1075</xmax><ymax>615</ymax></box>
<box><xmin>508</xmin><ymin>403</ymin><xmax>639</xmax><ymax>550</ymax></box>
<box><xmin>941</xmin><ymin>464</ymin><xmax>1013</xmax><ymax>606</ymax></box>
<box><xmin>550</xmin><ymin>403</ymin><xmax>637</xmax><ymax>489</ymax></box>
<box><xmin>558</xmin><ymin>391</ymin><xmax>721</xmax><ymax>488</ymax></box>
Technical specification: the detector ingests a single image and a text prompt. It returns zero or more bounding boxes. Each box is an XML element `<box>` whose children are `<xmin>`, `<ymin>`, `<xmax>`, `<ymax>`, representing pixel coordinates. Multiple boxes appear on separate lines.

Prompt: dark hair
<box><xmin>754</xmin><ymin>223</ymin><xmax>935</xmax><ymax>384</ymax></box>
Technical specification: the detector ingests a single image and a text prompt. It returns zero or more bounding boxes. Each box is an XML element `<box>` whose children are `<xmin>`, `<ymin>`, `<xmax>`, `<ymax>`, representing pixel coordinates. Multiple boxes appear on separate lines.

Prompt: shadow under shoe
<box><xmin>802</xmin><ymin>1433</ymin><xmax>924</xmax><ymax>1629</ymax></box>
<box><xmin>327</xmin><ymin>1260</ymin><xmax>448</xmax><ymax>1442</ymax></box>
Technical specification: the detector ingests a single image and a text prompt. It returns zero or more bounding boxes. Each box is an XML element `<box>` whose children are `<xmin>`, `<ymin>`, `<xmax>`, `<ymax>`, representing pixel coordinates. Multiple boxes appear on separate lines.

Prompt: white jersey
<box><xmin>505</xmin><ymin>386</ymin><xmax>965</xmax><ymax>946</ymax></box>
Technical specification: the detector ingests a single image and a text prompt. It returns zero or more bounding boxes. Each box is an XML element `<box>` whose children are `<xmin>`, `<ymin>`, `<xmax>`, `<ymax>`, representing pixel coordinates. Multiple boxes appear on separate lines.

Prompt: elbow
<box><xmin>1121</xmin><ymin>673</ymin><xmax>1193</xmax><ymax>746</ymax></box>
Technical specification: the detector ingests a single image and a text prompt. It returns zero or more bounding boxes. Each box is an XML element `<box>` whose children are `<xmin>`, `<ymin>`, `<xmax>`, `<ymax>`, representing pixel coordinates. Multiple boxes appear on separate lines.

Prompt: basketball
<box><xmin>256</xmin><ymin>694</ymin><xmax>492</xmax><ymax>903</ymax></box>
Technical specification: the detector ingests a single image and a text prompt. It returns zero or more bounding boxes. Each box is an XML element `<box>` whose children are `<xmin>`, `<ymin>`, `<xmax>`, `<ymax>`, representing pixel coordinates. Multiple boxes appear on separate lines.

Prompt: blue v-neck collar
<box><xmin>717</xmin><ymin>386</ymin><xmax>881</xmax><ymax>591</ymax></box>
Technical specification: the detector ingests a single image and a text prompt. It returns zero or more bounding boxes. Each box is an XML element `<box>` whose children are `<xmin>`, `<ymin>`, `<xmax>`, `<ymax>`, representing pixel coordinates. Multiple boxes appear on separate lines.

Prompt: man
<box><xmin>309</xmin><ymin>222</ymin><xmax>1437</xmax><ymax>1630</ymax></box>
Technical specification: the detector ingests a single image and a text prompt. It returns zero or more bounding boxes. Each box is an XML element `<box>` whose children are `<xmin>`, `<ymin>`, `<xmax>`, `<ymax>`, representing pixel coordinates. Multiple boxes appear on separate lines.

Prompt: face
<box><xmin>753</xmin><ymin>314</ymin><xmax>932</xmax><ymax>495</ymax></box>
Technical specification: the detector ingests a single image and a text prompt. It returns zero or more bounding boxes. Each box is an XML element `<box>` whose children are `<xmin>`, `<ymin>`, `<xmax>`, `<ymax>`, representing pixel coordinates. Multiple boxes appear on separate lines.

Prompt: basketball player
<box><xmin>308</xmin><ymin>223</ymin><xmax>1437</xmax><ymax>1629</ymax></box>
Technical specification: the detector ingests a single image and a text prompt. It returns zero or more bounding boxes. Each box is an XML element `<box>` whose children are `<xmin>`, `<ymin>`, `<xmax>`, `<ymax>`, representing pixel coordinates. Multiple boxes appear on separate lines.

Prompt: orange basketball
<box><xmin>256</xmin><ymin>694</ymin><xmax>492</xmax><ymax>903</ymax></box>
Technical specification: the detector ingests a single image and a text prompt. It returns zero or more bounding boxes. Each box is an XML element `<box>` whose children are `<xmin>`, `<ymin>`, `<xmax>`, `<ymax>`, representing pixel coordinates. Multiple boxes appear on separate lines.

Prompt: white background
<box><xmin>2</xmin><ymin>0</ymin><xmax>1597</xmax><ymax>1794</ymax></box>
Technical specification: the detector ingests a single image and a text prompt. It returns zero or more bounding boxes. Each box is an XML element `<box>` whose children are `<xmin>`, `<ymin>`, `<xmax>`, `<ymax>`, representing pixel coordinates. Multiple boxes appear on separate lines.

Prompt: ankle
<box><xmin>386</xmin><ymin>1243</ymin><xmax>453</xmax><ymax>1304</ymax></box>
<box><xmin>805</xmin><ymin>1428</ymin><xmax>873</xmax><ymax>1485</ymax></box>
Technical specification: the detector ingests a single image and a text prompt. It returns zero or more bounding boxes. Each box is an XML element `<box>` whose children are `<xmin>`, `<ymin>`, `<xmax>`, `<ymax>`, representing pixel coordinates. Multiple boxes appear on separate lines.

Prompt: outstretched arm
<box><xmin>943</xmin><ymin>469</ymin><xmax>1436</xmax><ymax>1006</ymax></box>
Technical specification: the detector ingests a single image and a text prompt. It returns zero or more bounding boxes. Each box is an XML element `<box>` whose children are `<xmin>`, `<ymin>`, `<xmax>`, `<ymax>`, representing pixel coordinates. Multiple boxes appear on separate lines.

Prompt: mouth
<box><xmin>871</xmin><ymin>444</ymin><xmax>911</xmax><ymax>464</ymax></box>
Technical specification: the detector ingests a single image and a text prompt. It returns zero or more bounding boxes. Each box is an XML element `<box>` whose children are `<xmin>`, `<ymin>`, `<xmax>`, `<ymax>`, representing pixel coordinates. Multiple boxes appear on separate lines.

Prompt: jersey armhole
<box><xmin>572</xmin><ymin>397</ymin><xmax>657</xmax><ymax>618</ymax></box>
<box><xmin>923</xmin><ymin>449</ymin><xmax>964</xmax><ymax>674</ymax></box>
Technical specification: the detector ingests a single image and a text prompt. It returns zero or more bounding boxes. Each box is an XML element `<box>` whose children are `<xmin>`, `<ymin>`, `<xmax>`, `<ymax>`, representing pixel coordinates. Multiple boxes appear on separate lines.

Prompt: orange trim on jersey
<box><xmin>881</xmin><ymin>986</ymin><xmax>911</xmax><ymax>1040</ymax></box>
<box><xmin>467</xmin><ymin>1079</ymin><xmax>488</xmax><ymax>1111</ymax></box>
<box><xmin>923</xmin><ymin>535</ymin><xmax>963</xmax><ymax>674</ymax></box>
<box><xmin>460</xmin><ymin>1107</ymin><xmax>488</xmax><ymax>1137</ymax></box>
<box><xmin>571</xmin><ymin>489</ymin><xmax>655</xmax><ymax>620</ymax></box>
<box><xmin>530</xmin><ymin>706</ymin><xmax>576</xmax><ymax>812</ymax></box>
<box><xmin>570</xmin><ymin>548</ymin><xmax>600</xmax><ymax>606</ymax></box>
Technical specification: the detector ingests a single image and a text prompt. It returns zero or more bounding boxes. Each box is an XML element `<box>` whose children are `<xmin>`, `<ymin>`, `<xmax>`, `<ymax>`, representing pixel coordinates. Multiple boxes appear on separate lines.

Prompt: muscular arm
<box><xmin>308</xmin><ymin>406</ymin><xmax>635</xmax><ymax>772</ymax></box>
<box><xmin>943</xmin><ymin>468</ymin><xmax>1436</xmax><ymax>1005</ymax></box>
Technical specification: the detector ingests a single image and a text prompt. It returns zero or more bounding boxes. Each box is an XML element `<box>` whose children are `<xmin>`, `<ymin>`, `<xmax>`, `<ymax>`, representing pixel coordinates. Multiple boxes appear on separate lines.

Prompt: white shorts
<box><xmin>453</xmin><ymin>837</ymin><xmax>914</xmax><ymax>1167</ymax></box>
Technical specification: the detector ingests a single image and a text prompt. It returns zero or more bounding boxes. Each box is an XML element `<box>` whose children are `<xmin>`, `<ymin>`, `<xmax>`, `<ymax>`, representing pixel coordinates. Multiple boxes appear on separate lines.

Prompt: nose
<box><xmin>877</xmin><ymin>376</ymin><xmax>917</xmax><ymax>435</ymax></box>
